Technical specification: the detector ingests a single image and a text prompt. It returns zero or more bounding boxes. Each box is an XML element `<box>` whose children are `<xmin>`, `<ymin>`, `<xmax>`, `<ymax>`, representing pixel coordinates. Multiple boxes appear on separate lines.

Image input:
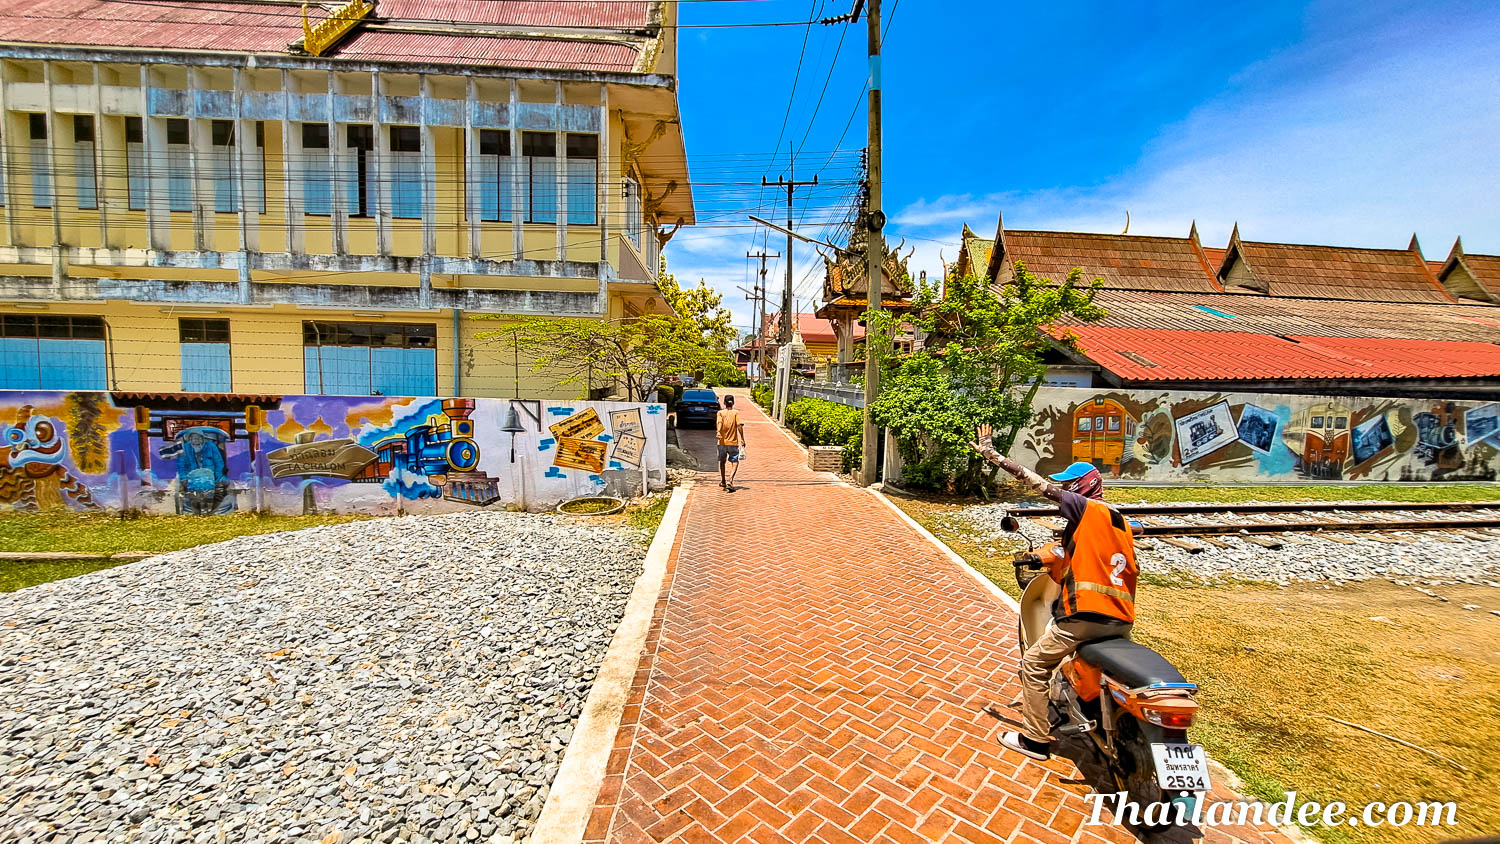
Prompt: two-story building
<box><xmin>0</xmin><ymin>0</ymin><xmax>693</xmax><ymax>398</ymax></box>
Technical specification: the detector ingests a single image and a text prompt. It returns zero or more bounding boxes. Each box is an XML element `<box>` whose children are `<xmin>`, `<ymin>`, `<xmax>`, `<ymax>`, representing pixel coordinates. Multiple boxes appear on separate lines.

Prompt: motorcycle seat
<box><xmin>1075</xmin><ymin>637</ymin><xmax>1187</xmax><ymax>689</ymax></box>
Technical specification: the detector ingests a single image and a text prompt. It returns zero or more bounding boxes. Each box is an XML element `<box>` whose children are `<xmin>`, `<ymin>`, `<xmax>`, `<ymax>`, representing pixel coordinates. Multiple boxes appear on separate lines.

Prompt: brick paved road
<box><xmin>589</xmin><ymin>393</ymin><xmax>1289</xmax><ymax>844</ymax></box>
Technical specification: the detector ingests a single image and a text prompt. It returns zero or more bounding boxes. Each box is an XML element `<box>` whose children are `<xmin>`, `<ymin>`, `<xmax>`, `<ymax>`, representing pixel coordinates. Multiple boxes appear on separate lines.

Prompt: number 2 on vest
<box><xmin>1108</xmin><ymin>553</ymin><xmax>1128</xmax><ymax>587</ymax></box>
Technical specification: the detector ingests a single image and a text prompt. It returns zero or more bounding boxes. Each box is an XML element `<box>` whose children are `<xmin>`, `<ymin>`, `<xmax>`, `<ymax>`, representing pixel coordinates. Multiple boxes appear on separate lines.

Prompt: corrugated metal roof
<box><xmin>0</xmin><ymin>0</ymin><xmax>651</xmax><ymax>71</ymax></box>
<box><xmin>1058</xmin><ymin>327</ymin><xmax>1500</xmax><ymax>382</ymax></box>
<box><xmin>379</xmin><ymin>0</ymin><xmax>649</xmax><ymax>28</ymax></box>
<box><xmin>1233</xmin><ymin>240</ymin><xmax>1453</xmax><ymax>303</ymax></box>
<box><xmin>335</xmin><ymin>31</ymin><xmax>639</xmax><ymax>70</ymax></box>
<box><xmin>1003</xmin><ymin>230</ymin><xmax>1220</xmax><ymax>293</ymax></box>
<box><xmin>1056</xmin><ymin>289</ymin><xmax>1500</xmax><ymax>342</ymax></box>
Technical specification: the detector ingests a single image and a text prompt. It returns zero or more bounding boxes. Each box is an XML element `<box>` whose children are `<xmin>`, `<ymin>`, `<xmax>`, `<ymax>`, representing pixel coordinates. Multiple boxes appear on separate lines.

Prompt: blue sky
<box><xmin>663</xmin><ymin>0</ymin><xmax>1500</xmax><ymax>333</ymax></box>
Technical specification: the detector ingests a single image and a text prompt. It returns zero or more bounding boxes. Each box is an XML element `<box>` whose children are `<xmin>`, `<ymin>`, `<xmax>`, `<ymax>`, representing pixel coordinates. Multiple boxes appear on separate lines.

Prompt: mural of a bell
<box><xmin>501</xmin><ymin>406</ymin><xmax>525</xmax><ymax>433</ymax></box>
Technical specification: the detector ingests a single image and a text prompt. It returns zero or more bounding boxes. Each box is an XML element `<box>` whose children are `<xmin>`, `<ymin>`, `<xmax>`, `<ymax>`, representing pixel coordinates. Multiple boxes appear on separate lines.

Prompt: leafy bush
<box><xmin>751</xmin><ymin>383</ymin><xmax>774</xmax><ymax>409</ymax></box>
<box><xmin>784</xmin><ymin>397</ymin><xmax>863</xmax><ymax>472</ymax></box>
<box><xmin>655</xmin><ymin>384</ymin><xmax>677</xmax><ymax>410</ymax></box>
<box><xmin>705</xmin><ymin>362</ymin><xmax>749</xmax><ymax>387</ymax></box>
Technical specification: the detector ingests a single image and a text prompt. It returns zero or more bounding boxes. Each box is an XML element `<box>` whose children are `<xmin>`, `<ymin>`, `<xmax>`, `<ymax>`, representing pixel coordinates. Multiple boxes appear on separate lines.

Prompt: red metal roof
<box><xmin>335</xmin><ymin>31</ymin><xmax>639</xmax><ymax>71</ymax></box>
<box><xmin>378</xmin><ymin>0</ymin><xmax>649</xmax><ymax>28</ymax></box>
<box><xmin>0</xmin><ymin>0</ymin><xmax>650</xmax><ymax>71</ymax></box>
<box><xmin>768</xmin><ymin>312</ymin><xmax>863</xmax><ymax>346</ymax></box>
<box><xmin>1057</xmin><ymin>326</ymin><xmax>1500</xmax><ymax>382</ymax></box>
<box><xmin>1057</xmin><ymin>288</ymin><xmax>1500</xmax><ymax>342</ymax></box>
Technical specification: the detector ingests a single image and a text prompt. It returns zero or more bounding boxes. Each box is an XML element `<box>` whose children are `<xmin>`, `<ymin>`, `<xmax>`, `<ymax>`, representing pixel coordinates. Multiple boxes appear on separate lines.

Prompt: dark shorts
<box><xmin>717</xmin><ymin>444</ymin><xmax>740</xmax><ymax>463</ymax></box>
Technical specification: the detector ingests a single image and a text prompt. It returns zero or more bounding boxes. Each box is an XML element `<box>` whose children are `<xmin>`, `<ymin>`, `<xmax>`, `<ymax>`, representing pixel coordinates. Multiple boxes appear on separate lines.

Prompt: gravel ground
<box><xmin>0</xmin><ymin>511</ymin><xmax>649</xmax><ymax>844</ymax></box>
<box><xmin>959</xmin><ymin>502</ymin><xmax>1500</xmax><ymax>590</ymax></box>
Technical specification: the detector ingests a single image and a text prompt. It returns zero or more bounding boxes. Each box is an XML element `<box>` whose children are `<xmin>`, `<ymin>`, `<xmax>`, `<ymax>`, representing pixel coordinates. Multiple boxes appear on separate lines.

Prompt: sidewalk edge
<box><xmin>529</xmin><ymin>483</ymin><xmax>692</xmax><ymax>844</ymax></box>
<box><xmin>866</xmin><ymin>488</ymin><xmax>1021</xmax><ymax>613</ymax></box>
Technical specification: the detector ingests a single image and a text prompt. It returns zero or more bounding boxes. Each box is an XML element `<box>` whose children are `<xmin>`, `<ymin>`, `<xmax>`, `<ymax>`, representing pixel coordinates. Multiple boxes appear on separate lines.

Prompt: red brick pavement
<box><xmin>587</xmin><ymin>395</ymin><xmax>1291</xmax><ymax>844</ymax></box>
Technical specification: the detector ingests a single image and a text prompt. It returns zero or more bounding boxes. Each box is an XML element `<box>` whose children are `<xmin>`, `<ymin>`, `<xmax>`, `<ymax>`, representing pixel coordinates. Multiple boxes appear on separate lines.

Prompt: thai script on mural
<box><xmin>549</xmin><ymin>408</ymin><xmax>605</xmax><ymax>441</ymax></box>
<box><xmin>1017</xmin><ymin>387</ymin><xmax>1500</xmax><ymax>484</ymax></box>
<box><xmin>266</xmin><ymin>438</ymin><xmax>378</xmax><ymax>479</ymax></box>
<box><xmin>0</xmin><ymin>391</ymin><xmax>666</xmax><ymax>516</ymax></box>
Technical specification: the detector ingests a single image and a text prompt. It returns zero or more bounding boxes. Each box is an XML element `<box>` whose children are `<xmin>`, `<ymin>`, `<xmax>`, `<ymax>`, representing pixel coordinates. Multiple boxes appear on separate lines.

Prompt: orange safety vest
<box><xmin>1058</xmin><ymin>498</ymin><xmax>1138</xmax><ymax>623</ymax></box>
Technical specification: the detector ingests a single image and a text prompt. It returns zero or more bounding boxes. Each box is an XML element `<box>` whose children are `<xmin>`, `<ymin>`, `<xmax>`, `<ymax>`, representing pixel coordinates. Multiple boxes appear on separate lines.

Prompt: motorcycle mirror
<box><xmin>1000</xmin><ymin>515</ymin><xmax>1021</xmax><ymax>533</ymax></box>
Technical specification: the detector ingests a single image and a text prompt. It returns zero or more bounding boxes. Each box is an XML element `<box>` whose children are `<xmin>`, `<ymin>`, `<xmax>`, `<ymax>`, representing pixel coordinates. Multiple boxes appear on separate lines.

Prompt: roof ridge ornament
<box><xmin>293</xmin><ymin>0</ymin><xmax>375</xmax><ymax>57</ymax></box>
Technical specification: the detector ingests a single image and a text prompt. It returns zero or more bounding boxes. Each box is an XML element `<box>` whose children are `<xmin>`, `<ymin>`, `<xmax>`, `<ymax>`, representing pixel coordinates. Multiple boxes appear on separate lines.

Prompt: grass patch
<box><xmin>0</xmin><ymin>512</ymin><xmax>370</xmax><ymax>592</ymax></box>
<box><xmin>624</xmin><ymin>494</ymin><xmax>672</xmax><ymax>534</ymax></box>
<box><xmin>889</xmin><ymin>493</ymin><xmax>1499</xmax><ymax>844</ymax></box>
<box><xmin>0</xmin><ymin>558</ymin><xmax>131</xmax><ymax>593</ymax></box>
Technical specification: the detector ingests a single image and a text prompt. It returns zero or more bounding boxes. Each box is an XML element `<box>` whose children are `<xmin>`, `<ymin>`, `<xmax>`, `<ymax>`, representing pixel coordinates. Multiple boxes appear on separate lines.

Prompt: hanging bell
<box><xmin>501</xmin><ymin>405</ymin><xmax>526</xmax><ymax>434</ymax></box>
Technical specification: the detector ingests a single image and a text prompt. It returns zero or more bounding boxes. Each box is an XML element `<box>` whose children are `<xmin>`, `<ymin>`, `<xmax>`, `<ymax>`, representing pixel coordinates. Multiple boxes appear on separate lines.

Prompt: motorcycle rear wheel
<box><xmin>1115</xmin><ymin>719</ymin><xmax>1189</xmax><ymax>833</ymax></box>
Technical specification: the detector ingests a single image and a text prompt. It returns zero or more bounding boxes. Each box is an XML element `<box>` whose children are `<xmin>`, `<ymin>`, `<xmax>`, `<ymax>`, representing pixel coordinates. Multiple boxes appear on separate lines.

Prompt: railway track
<box><xmin>1008</xmin><ymin>501</ymin><xmax>1500</xmax><ymax>548</ymax></box>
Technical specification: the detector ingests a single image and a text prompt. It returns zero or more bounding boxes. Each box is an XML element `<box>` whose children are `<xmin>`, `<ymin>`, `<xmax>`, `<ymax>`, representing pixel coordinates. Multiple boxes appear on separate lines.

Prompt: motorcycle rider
<box><xmin>970</xmin><ymin>423</ymin><xmax>1139</xmax><ymax>761</ymax></box>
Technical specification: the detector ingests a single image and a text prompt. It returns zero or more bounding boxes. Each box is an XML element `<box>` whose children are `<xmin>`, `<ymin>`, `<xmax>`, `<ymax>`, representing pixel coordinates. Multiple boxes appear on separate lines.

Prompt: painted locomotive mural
<box><xmin>0</xmin><ymin>391</ymin><xmax>665</xmax><ymax>514</ymax></box>
<box><xmin>1016</xmin><ymin>387</ymin><xmax>1500</xmax><ymax>483</ymax></box>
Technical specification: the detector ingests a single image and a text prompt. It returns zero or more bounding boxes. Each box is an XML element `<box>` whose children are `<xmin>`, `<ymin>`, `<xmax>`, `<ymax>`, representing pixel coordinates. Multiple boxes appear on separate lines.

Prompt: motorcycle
<box><xmin>998</xmin><ymin>513</ymin><xmax>1209</xmax><ymax>829</ymax></box>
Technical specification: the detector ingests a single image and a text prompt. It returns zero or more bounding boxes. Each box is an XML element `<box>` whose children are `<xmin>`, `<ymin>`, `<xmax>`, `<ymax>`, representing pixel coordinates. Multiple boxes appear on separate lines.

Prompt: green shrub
<box><xmin>655</xmin><ymin>384</ymin><xmax>676</xmax><ymax>410</ymax></box>
<box><xmin>751</xmin><ymin>383</ymin><xmax>774</xmax><ymax>409</ymax></box>
<box><xmin>783</xmin><ymin>397</ymin><xmax>863</xmax><ymax>472</ymax></box>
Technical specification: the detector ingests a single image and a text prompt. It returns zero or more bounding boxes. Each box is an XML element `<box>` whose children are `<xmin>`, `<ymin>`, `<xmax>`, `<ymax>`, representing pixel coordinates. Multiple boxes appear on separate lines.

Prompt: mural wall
<box><xmin>1016</xmin><ymin>386</ymin><xmax>1500</xmax><ymax>483</ymax></box>
<box><xmin>0</xmin><ymin>391</ymin><xmax>667</xmax><ymax>515</ymax></box>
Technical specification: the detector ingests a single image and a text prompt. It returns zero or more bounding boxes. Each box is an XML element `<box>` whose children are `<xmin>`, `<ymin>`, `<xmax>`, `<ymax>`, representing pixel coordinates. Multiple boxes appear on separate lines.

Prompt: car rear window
<box><xmin>682</xmin><ymin>390</ymin><xmax>719</xmax><ymax>402</ymax></box>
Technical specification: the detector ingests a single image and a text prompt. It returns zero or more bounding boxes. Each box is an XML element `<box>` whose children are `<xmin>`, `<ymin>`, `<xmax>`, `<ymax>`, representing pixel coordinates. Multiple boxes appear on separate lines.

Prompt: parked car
<box><xmin>675</xmin><ymin>389</ymin><xmax>722</xmax><ymax>428</ymax></box>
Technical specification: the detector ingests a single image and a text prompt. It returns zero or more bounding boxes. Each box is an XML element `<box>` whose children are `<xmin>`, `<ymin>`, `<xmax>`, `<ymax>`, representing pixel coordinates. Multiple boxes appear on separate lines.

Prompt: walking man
<box><xmin>716</xmin><ymin>395</ymin><xmax>746</xmax><ymax>490</ymax></box>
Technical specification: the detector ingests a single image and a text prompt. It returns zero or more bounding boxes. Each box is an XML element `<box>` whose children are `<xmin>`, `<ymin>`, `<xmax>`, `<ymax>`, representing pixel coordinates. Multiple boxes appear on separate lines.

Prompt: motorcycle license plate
<box><xmin>1150</xmin><ymin>743</ymin><xmax>1211</xmax><ymax>792</ymax></box>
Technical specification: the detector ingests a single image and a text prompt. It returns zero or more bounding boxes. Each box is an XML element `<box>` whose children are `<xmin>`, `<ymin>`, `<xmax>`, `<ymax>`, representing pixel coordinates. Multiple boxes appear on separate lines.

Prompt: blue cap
<box><xmin>1049</xmin><ymin>461</ymin><xmax>1098</xmax><ymax>482</ymax></box>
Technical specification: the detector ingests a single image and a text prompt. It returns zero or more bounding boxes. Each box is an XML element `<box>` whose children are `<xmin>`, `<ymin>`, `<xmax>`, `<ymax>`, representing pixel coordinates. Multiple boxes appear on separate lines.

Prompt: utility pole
<box><xmin>860</xmin><ymin>0</ymin><xmax>885</xmax><ymax>487</ymax></box>
<box><xmin>764</xmin><ymin>148</ymin><xmax>817</xmax><ymax>422</ymax></box>
<box><xmin>743</xmin><ymin>250</ymin><xmax>778</xmax><ymax>380</ymax></box>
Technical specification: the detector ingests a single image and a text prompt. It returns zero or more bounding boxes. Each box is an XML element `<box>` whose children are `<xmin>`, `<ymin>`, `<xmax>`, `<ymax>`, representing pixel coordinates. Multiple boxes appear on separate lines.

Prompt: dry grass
<box><xmin>892</xmin><ymin>496</ymin><xmax>1499</xmax><ymax>844</ymax></box>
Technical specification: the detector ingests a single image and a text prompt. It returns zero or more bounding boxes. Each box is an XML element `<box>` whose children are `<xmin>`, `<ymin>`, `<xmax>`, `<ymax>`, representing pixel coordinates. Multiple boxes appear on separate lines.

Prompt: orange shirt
<box><xmin>716</xmin><ymin>409</ymin><xmax>742</xmax><ymax>446</ymax></box>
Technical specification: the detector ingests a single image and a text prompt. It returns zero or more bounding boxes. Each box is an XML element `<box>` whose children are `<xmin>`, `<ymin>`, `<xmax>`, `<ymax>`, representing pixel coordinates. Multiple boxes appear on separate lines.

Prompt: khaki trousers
<box><xmin>1020</xmin><ymin>618</ymin><xmax>1132</xmax><ymax>743</ymax></box>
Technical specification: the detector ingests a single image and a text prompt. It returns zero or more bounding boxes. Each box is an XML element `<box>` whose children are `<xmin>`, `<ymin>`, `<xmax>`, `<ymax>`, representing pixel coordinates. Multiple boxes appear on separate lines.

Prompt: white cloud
<box><xmin>889</xmin><ymin>5</ymin><xmax>1500</xmax><ymax>280</ymax></box>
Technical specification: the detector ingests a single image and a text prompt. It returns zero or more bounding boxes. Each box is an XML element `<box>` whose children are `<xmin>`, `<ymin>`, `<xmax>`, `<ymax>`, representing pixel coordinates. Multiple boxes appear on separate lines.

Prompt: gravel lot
<box><xmin>959</xmin><ymin>502</ymin><xmax>1500</xmax><ymax>589</ymax></box>
<box><xmin>0</xmin><ymin>512</ymin><xmax>649</xmax><ymax>843</ymax></box>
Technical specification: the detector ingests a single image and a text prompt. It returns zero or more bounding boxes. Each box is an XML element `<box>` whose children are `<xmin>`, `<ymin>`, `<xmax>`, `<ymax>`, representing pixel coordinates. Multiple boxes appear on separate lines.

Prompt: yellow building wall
<box><xmin>0</xmin><ymin>62</ymin><xmax>674</xmax><ymax>401</ymax></box>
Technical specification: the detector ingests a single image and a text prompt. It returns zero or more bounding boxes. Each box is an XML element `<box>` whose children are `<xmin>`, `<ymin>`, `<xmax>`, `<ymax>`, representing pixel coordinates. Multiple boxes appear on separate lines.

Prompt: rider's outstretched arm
<box><xmin>970</xmin><ymin>424</ymin><xmax>1066</xmax><ymax>504</ymax></box>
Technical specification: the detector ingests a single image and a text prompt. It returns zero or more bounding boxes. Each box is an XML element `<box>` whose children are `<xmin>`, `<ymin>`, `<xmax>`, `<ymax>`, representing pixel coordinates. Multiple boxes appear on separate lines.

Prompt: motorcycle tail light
<box><xmin>1139</xmin><ymin>698</ymin><xmax>1198</xmax><ymax>728</ymax></box>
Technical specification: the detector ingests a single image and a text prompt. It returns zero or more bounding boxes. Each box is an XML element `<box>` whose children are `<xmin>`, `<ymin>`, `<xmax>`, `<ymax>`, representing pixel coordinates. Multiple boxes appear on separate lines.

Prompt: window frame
<box><xmin>178</xmin><ymin>318</ymin><xmax>232</xmax><ymax>393</ymax></box>
<box><xmin>387</xmin><ymin>125</ymin><xmax>422</xmax><ymax>220</ymax></box>
<box><xmin>0</xmin><ymin>314</ymin><xmax>108</xmax><ymax>390</ymax></box>
<box><xmin>522</xmin><ymin>131</ymin><xmax>557</xmax><ymax>224</ymax></box>
<box><xmin>73</xmin><ymin>115</ymin><xmax>97</xmax><ymax>211</ymax></box>
<box><xmin>301</xmin><ymin>320</ymin><xmax>437</xmax><ymax>397</ymax></box>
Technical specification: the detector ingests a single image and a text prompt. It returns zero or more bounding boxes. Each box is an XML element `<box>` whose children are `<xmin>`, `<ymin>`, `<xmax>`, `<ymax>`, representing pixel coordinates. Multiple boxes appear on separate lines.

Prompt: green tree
<box><xmin>868</xmin><ymin>262</ymin><xmax>1106</xmax><ymax>493</ymax></box>
<box><xmin>659</xmin><ymin>257</ymin><xmax>736</xmax><ymax>352</ymax></box>
<box><xmin>476</xmin><ymin>315</ymin><xmax>719</xmax><ymax>403</ymax></box>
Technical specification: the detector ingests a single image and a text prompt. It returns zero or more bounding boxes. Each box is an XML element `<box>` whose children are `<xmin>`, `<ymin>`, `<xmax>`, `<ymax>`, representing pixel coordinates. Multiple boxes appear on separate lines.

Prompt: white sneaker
<box><xmin>999</xmin><ymin>731</ymin><xmax>1051</xmax><ymax>760</ymax></box>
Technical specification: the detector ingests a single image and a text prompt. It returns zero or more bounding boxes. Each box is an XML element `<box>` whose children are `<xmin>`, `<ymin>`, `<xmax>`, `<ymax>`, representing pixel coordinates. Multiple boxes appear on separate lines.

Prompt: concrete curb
<box><xmin>529</xmin><ymin>483</ymin><xmax>692</xmax><ymax>844</ymax></box>
<box><xmin>866</xmin><ymin>487</ymin><xmax>1021</xmax><ymax>613</ymax></box>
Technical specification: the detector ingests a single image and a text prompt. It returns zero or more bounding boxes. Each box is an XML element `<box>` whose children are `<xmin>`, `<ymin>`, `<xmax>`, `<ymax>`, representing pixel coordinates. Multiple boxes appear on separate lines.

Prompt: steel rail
<box><xmin>1010</xmin><ymin>501</ymin><xmax>1500</xmax><ymax>518</ymax></box>
<box><xmin>1132</xmin><ymin>517</ymin><xmax>1500</xmax><ymax>537</ymax></box>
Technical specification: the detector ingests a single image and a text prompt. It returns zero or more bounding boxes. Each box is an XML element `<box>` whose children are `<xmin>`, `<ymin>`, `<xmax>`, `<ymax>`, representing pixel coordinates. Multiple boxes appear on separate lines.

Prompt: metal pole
<box><xmin>860</xmin><ymin>0</ymin><xmax>884</xmax><ymax>486</ymax></box>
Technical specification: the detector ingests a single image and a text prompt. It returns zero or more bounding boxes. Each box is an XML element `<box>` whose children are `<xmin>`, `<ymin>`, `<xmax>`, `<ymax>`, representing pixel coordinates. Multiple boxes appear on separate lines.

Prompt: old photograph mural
<box><xmin>0</xmin><ymin>391</ymin><xmax>667</xmax><ymax>515</ymax></box>
<box><xmin>1017</xmin><ymin>387</ymin><xmax>1500</xmax><ymax>483</ymax></box>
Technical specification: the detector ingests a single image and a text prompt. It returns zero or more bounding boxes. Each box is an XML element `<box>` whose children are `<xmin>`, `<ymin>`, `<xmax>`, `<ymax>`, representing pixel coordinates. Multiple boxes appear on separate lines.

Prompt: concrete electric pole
<box><xmin>860</xmin><ymin>0</ymin><xmax>884</xmax><ymax>487</ymax></box>
<box><xmin>764</xmin><ymin>152</ymin><xmax>817</xmax><ymax>422</ymax></box>
<box><xmin>741</xmin><ymin>249</ymin><xmax>778</xmax><ymax>380</ymax></box>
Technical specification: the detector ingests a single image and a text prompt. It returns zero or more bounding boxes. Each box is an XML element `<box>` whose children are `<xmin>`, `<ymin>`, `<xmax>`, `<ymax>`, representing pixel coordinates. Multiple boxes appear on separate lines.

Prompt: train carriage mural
<box><xmin>0</xmin><ymin>391</ymin><xmax>667</xmax><ymax>515</ymax></box>
<box><xmin>1014</xmin><ymin>387</ymin><xmax>1500</xmax><ymax>484</ymax></box>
